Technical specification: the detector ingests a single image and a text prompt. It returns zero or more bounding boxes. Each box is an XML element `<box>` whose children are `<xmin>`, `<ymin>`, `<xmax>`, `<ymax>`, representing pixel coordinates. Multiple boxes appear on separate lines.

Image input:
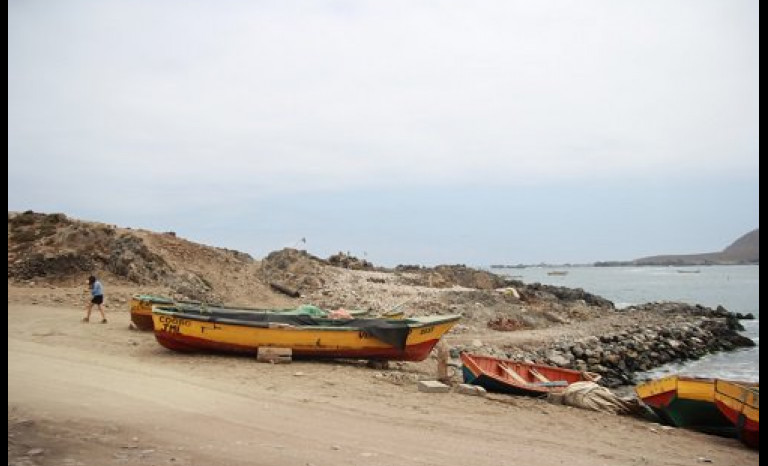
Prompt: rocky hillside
<box><xmin>7</xmin><ymin>211</ymin><xmax>277</xmax><ymax>305</ymax></box>
<box><xmin>721</xmin><ymin>228</ymin><xmax>759</xmax><ymax>262</ymax></box>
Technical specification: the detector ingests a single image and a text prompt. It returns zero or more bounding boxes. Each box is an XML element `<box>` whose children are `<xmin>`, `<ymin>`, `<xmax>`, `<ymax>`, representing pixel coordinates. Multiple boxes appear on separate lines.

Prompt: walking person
<box><xmin>83</xmin><ymin>275</ymin><xmax>107</xmax><ymax>323</ymax></box>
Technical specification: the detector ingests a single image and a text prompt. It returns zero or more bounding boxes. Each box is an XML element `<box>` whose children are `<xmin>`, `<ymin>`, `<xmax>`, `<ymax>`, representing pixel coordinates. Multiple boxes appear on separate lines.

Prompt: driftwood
<box><xmin>269</xmin><ymin>281</ymin><xmax>300</xmax><ymax>298</ymax></box>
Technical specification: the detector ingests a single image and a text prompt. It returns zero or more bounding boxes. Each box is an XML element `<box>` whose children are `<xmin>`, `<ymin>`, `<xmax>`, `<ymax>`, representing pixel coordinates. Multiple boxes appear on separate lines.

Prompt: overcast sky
<box><xmin>8</xmin><ymin>0</ymin><xmax>759</xmax><ymax>266</ymax></box>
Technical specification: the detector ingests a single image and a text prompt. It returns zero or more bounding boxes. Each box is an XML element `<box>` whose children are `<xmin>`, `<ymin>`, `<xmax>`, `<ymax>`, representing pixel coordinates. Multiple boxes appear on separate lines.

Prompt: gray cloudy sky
<box><xmin>8</xmin><ymin>1</ymin><xmax>759</xmax><ymax>266</ymax></box>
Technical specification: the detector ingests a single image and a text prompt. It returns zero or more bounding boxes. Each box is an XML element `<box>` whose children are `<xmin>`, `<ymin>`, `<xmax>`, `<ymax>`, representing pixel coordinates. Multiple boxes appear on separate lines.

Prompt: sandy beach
<box><xmin>8</xmin><ymin>285</ymin><xmax>758</xmax><ymax>466</ymax></box>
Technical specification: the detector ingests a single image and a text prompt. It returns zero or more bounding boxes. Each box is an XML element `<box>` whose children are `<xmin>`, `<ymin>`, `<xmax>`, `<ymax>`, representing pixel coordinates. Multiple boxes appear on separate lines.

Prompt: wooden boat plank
<box><xmin>529</xmin><ymin>367</ymin><xmax>551</xmax><ymax>383</ymax></box>
<box><xmin>498</xmin><ymin>362</ymin><xmax>530</xmax><ymax>386</ymax></box>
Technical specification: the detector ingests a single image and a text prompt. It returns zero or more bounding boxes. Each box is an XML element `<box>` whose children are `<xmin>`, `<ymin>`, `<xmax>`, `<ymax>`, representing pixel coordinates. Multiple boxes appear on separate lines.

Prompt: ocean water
<box><xmin>491</xmin><ymin>265</ymin><xmax>759</xmax><ymax>382</ymax></box>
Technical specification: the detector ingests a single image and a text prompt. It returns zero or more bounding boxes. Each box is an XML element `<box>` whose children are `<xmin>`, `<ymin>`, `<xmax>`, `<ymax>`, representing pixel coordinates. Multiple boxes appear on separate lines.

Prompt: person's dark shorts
<box><xmin>91</xmin><ymin>295</ymin><xmax>104</xmax><ymax>305</ymax></box>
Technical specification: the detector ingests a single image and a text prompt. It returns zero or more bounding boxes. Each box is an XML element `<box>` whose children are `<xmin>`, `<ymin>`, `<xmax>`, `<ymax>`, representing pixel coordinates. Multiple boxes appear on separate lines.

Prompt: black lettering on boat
<box><xmin>419</xmin><ymin>326</ymin><xmax>434</xmax><ymax>335</ymax></box>
<box><xmin>162</xmin><ymin>322</ymin><xmax>180</xmax><ymax>334</ymax></box>
<box><xmin>158</xmin><ymin>316</ymin><xmax>191</xmax><ymax>328</ymax></box>
<box><xmin>158</xmin><ymin>316</ymin><xmax>191</xmax><ymax>333</ymax></box>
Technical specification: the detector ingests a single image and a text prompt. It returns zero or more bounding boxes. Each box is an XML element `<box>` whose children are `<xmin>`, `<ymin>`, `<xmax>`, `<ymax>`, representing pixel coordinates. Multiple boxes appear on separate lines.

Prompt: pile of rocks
<box><xmin>327</xmin><ymin>251</ymin><xmax>374</xmax><ymax>270</ymax></box>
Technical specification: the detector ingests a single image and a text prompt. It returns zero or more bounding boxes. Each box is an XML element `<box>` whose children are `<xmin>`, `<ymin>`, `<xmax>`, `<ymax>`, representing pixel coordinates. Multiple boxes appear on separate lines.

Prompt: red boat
<box><xmin>461</xmin><ymin>353</ymin><xmax>599</xmax><ymax>396</ymax></box>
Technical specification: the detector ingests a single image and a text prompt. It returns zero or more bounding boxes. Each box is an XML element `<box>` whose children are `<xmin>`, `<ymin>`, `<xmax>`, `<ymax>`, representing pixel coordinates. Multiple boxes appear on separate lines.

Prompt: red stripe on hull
<box><xmin>642</xmin><ymin>391</ymin><xmax>676</xmax><ymax>409</ymax></box>
<box><xmin>154</xmin><ymin>331</ymin><xmax>441</xmax><ymax>361</ymax></box>
<box><xmin>715</xmin><ymin>400</ymin><xmax>741</xmax><ymax>425</ymax></box>
<box><xmin>131</xmin><ymin>313</ymin><xmax>154</xmax><ymax>331</ymax></box>
<box><xmin>743</xmin><ymin>418</ymin><xmax>759</xmax><ymax>431</ymax></box>
<box><xmin>715</xmin><ymin>400</ymin><xmax>760</xmax><ymax>448</ymax></box>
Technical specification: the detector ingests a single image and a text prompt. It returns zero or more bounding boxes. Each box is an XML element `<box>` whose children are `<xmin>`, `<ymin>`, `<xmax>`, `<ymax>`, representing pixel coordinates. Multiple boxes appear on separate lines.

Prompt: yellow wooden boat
<box><xmin>130</xmin><ymin>295</ymin><xmax>176</xmax><ymax>330</ymax></box>
<box><xmin>151</xmin><ymin>305</ymin><xmax>460</xmax><ymax>361</ymax></box>
<box><xmin>636</xmin><ymin>375</ymin><xmax>757</xmax><ymax>436</ymax></box>
<box><xmin>714</xmin><ymin>379</ymin><xmax>759</xmax><ymax>448</ymax></box>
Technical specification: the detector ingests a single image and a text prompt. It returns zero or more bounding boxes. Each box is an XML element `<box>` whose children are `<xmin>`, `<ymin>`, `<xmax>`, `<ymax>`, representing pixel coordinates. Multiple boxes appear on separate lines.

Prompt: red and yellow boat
<box><xmin>714</xmin><ymin>379</ymin><xmax>759</xmax><ymax>448</ymax></box>
<box><xmin>151</xmin><ymin>305</ymin><xmax>460</xmax><ymax>361</ymax></box>
<box><xmin>636</xmin><ymin>375</ymin><xmax>758</xmax><ymax>437</ymax></box>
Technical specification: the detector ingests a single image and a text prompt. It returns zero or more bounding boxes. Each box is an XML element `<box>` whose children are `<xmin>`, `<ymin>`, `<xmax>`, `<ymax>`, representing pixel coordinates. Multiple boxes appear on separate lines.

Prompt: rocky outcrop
<box><xmin>106</xmin><ymin>234</ymin><xmax>172</xmax><ymax>283</ymax></box>
<box><xmin>327</xmin><ymin>252</ymin><xmax>374</xmax><ymax>270</ymax></box>
<box><xmin>516</xmin><ymin>282</ymin><xmax>614</xmax><ymax>309</ymax></box>
<box><xmin>394</xmin><ymin>264</ymin><xmax>508</xmax><ymax>290</ymax></box>
<box><xmin>261</xmin><ymin>248</ymin><xmax>328</xmax><ymax>294</ymax></box>
<box><xmin>8</xmin><ymin>211</ymin><xmax>246</xmax><ymax>302</ymax></box>
<box><xmin>624</xmin><ymin>301</ymin><xmax>755</xmax><ymax>320</ymax></box>
<box><xmin>9</xmin><ymin>252</ymin><xmax>96</xmax><ymax>279</ymax></box>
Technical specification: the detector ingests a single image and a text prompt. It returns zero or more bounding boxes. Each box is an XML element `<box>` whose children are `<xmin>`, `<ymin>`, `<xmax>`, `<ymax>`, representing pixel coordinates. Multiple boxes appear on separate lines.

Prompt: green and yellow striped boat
<box><xmin>636</xmin><ymin>375</ymin><xmax>757</xmax><ymax>437</ymax></box>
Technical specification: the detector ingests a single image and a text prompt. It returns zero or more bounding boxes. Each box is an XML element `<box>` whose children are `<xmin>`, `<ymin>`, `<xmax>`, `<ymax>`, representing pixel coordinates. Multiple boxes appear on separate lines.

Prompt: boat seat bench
<box><xmin>499</xmin><ymin>362</ymin><xmax>531</xmax><ymax>385</ymax></box>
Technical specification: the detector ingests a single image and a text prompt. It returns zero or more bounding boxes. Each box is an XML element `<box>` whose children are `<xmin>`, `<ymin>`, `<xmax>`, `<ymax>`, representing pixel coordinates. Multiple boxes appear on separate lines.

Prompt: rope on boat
<box><xmin>552</xmin><ymin>381</ymin><xmax>642</xmax><ymax>415</ymax></box>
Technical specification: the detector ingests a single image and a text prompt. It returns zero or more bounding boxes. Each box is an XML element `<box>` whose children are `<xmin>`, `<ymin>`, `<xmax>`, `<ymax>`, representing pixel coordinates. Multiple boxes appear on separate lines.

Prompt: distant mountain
<box><xmin>595</xmin><ymin>229</ymin><xmax>759</xmax><ymax>266</ymax></box>
<box><xmin>721</xmin><ymin>229</ymin><xmax>760</xmax><ymax>262</ymax></box>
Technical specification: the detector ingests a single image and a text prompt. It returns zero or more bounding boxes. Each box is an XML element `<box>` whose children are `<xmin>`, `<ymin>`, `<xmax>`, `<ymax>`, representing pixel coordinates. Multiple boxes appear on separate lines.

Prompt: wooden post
<box><xmin>436</xmin><ymin>341</ymin><xmax>449</xmax><ymax>384</ymax></box>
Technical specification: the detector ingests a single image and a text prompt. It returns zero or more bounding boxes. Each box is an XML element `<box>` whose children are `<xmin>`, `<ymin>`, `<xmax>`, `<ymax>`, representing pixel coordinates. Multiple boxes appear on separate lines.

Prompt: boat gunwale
<box><xmin>713</xmin><ymin>379</ymin><xmax>760</xmax><ymax>420</ymax></box>
<box><xmin>463</xmin><ymin>352</ymin><xmax>588</xmax><ymax>378</ymax></box>
<box><xmin>636</xmin><ymin>375</ymin><xmax>758</xmax><ymax>400</ymax></box>
<box><xmin>151</xmin><ymin>307</ymin><xmax>461</xmax><ymax>331</ymax></box>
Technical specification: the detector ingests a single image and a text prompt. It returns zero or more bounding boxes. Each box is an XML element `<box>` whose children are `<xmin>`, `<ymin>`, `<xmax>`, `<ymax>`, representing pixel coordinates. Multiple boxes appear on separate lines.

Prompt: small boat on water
<box><xmin>635</xmin><ymin>375</ymin><xmax>758</xmax><ymax>436</ymax></box>
<box><xmin>460</xmin><ymin>353</ymin><xmax>599</xmax><ymax>396</ymax></box>
<box><xmin>151</xmin><ymin>305</ymin><xmax>460</xmax><ymax>361</ymax></box>
<box><xmin>714</xmin><ymin>379</ymin><xmax>760</xmax><ymax>448</ymax></box>
<box><xmin>677</xmin><ymin>269</ymin><xmax>701</xmax><ymax>274</ymax></box>
<box><xmin>547</xmin><ymin>271</ymin><xmax>568</xmax><ymax>276</ymax></box>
